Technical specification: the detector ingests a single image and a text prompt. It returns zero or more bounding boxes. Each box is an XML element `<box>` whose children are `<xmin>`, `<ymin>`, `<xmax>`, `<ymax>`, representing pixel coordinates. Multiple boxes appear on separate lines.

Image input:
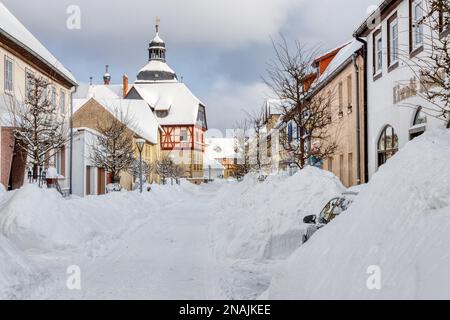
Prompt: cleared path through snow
<box><xmin>41</xmin><ymin>185</ymin><xmax>219</xmax><ymax>299</ymax></box>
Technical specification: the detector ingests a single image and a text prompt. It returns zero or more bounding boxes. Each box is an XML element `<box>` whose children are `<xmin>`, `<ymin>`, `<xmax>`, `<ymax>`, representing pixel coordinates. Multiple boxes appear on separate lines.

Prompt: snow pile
<box><xmin>213</xmin><ymin>168</ymin><xmax>345</xmax><ymax>261</ymax></box>
<box><xmin>0</xmin><ymin>185</ymin><xmax>161</xmax><ymax>254</ymax></box>
<box><xmin>0</xmin><ymin>234</ymin><xmax>45</xmax><ymax>299</ymax></box>
<box><xmin>267</xmin><ymin>129</ymin><xmax>450</xmax><ymax>299</ymax></box>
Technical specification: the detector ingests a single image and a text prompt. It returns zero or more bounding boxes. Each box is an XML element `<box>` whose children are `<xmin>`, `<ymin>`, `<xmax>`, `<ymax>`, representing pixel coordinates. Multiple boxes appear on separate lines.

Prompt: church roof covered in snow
<box><xmin>0</xmin><ymin>3</ymin><xmax>77</xmax><ymax>86</ymax></box>
<box><xmin>129</xmin><ymin>83</ymin><xmax>204</xmax><ymax>126</ymax></box>
<box><xmin>74</xmin><ymin>97</ymin><xmax>160</xmax><ymax>145</ymax></box>
<box><xmin>136</xmin><ymin>60</ymin><xmax>178</xmax><ymax>83</ymax></box>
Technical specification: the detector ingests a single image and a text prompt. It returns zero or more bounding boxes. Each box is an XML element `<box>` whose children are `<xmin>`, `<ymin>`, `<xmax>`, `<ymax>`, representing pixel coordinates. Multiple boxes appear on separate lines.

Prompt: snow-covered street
<box><xmin>49</xmin><ymin>190</ymin><xmax>213</xmax><ymax>299</ymax></box>
<box><xmin>21</xmin><ymin>184</ymin><xmax>224</xmax><ymax>300</ymax></box>
<box><xmin>1</xmin><ymin>129</ymin><xmax>450</xmax><ymax>300</ymax></box>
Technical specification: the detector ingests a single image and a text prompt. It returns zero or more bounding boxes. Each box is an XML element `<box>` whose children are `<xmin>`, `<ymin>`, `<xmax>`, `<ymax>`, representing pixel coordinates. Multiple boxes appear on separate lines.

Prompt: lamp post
<box><xmin>135</xmin><ymin>138</ymin><xmax>146</xmax><ymax>193</ymax></box>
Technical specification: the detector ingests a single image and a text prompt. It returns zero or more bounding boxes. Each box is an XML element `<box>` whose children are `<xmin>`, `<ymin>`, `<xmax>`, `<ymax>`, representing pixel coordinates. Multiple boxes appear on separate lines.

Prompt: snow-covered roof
<box><xmin>135</xmin><ymin>60</ymin><xmax>177</xmax><ymax>84</ymax></box>
<box><xmin>131</xmin><ymin>83</ymin><xmax>203</xmax><ymax>126</ymax></box>
<box><xmin>313</xmin><ymin>39</ymin><xmax>363</xmax><ymax>90</ymax></box>
<box><xmin>74</xmin><ymin>97</ymin><xmax>160</xmax><ymax>144</ymax></box>
<box><xmin>138</xmin><ymin>60</ymin><xmax>176</xmax><ymax>75</ymax></box>
<box><xmin>0</xmin><ymin>3</ymin><xmax>77</xmax><ymax>86</ymax></box>
<box><xmin>151</xmin><ymin>33</ymin><xmax>164</xmax><ymax>44</ymax></box>
<box><xmin>265</xmin><ymin>99</ymin><xmax>287</xmax><ymax>116</ymax></box>
<box><xmin>205</xmin><ymin>138</ymin><xmax>237</xmax><ymax>160</ymax></box>
<box><xmin>74</xmin><ymin>84</ymin><xmax>123</xmax><ymax>100</ymax></box>
<box><xmin>203</xmin><ymin>157</ymin><xmax>225</xmax><ymax>170</ymax></box>
<box><xmin>354</xmin><ymin>0</ymin><xmax>395</xmax><ymax>36</ymax></box>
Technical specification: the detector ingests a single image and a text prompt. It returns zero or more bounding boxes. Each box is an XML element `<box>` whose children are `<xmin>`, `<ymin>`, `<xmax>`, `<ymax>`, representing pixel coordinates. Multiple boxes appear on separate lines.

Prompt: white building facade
<box><xmin>355</xmin><ymin>0</ymin><xmax>448</xmax><ymax>179</ymax></box>
<box><xmin>72</xmin><ymin>128</ymin><xmax>106</xmax><ymax>197</ymax></box>
<box><xmin>0</xmin><ymin>3</ymin><xmax>77</xmax><ymax>190</ymax></box>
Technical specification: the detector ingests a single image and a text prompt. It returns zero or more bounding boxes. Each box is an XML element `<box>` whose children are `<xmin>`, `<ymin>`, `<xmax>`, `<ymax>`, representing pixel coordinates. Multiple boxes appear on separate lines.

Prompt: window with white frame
<box><xmin>374</xmin><ymin>31</ymin><xmax>383</xmax><ymax>74</ymax></box>
<box><xmin>180</xmin><ymin>128</ymin><xmax>188</xmax><ymax>142</ymax></box>
<box><xmin>412</xmin><ymin>0</ymin><xmax>424</xmax><ymax>49</ymax></box>
<box><xmin>389</xmin><ymin>18</ymin><xmax>399</xmax><ymax>64</ymax></box>
<box><xmin>4</xmin><ymin>56</ymin><xmax>14</xmax><ymax>93</ymax></box>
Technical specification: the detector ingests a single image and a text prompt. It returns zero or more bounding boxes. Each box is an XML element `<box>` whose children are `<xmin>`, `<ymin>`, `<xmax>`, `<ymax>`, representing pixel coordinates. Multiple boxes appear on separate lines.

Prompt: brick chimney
<box><xmin>123</xmin><ymin>74</ymin><xmax>129</xmax><ymax>98</ymax></box>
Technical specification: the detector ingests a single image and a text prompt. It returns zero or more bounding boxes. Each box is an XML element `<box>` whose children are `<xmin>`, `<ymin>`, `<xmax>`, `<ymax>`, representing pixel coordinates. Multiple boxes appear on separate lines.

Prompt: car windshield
<box><xmin>319</xmin><ymin>197</ymin><xmax>352</xmax><ymax>223</ymax></box>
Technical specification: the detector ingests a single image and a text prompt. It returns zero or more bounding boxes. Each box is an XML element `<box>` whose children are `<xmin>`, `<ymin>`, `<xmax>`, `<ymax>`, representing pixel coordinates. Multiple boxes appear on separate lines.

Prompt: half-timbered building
<box><xmin>125</xmin><ymin>21</ymin><xmax>208</xmax><ymax>182</ymax></box>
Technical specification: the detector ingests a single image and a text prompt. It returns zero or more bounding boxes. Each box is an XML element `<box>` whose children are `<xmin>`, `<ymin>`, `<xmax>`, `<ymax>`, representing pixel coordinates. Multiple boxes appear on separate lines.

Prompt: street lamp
<box><xmin>135</xmin><ymin>138</ymin><xmax>146</xmax><ymax>193</ymax></box>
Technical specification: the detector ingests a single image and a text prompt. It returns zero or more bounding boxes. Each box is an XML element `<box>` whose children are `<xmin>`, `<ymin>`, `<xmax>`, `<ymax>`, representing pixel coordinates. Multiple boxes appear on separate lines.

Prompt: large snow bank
<box><xmin>0</xmin><ymin>185</ymin><xmax>161</xmax><ymax>254</ymax></box>
<box><xmin>0</xmin><ymin>233</ymin><xmax>44</xmax><ymax>299</ymax></box>
<box><xmin>267</xmin><ymin>129</ymin><xmax>450</xmax><ymax>299</ymax></box>
<box><xmin>210</xmin><ymin>168</ymin><xmax>344</xmax><ymax>299</ymax></box>
<box><xmin>213</xmin><ymin>168</ymin><xmax>345</xmax><ymax>261</ymax></box>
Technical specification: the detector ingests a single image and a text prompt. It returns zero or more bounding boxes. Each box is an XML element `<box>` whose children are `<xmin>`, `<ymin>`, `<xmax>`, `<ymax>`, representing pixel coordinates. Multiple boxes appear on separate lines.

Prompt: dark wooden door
<box><xmin>97</xmin><ymin>168</ymin><xmax>106</xmax><ymax>195</ymax></box>
<box><xmin>86</xmin><ymin>166</ymin><xmax>91</xmax><ymax>195</ymax></box>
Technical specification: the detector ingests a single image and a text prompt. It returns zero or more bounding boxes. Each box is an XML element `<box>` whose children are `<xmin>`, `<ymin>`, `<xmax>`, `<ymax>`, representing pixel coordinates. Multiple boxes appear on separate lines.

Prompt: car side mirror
<box><xmin>303</xmin><ymin>215</ymin><xmax>316</xmax><ymax>224</ymax></box>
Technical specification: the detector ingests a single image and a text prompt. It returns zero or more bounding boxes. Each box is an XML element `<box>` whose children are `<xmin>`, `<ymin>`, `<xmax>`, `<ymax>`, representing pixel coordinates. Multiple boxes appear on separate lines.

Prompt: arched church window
<box><xmin>377</xmin><ymin>125</ymin><xmax>398</xmax><ymax>168</ymax></box>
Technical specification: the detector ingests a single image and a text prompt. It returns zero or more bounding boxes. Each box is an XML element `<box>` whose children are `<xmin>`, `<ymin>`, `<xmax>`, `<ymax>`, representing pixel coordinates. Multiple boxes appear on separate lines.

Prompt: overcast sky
<box><xmin>2</xmin><ymin>0</ymin><xmax>376</xmax><ymax>132</ymax></box>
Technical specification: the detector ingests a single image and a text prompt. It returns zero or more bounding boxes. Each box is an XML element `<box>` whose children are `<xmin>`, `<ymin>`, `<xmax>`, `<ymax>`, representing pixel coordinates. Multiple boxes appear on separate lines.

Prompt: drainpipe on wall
<box><xmin>354</xmin><ymin>36</ymin><xmax>369</xmax><ymax>183</ymax></box>
<box><xmin>69</xmin><ymin>86</ymin><xmax>78</xmax><ymax>195</ymax></box>
<box><xmin>353</xmin><ymin>53</ymin><xmax>361</xmax><ymax>185</ymax></box>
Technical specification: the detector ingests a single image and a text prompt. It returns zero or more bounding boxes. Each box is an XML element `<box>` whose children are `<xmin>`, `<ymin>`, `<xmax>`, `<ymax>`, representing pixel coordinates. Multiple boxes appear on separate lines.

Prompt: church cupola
<box><xmin>148</xmin><ymin>17</ymin><xmax>166</xmax><ymax>62</ymax></box>
<box><xmin>135</xmin><ymin>17</ymin><xmax>178</xmax><ymax>84</ymax></box>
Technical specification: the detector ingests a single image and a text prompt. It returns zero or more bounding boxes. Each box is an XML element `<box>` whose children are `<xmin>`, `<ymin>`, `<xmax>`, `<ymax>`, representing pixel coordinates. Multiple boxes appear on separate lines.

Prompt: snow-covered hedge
<box><xmin>266</xmin><ymin>128</ymin><xmax>450</xmax><ymax>299</ymax></box>
<box><xmin>213</xmin><ymin>167</ymin><xmax>345</xmax><ymax>261</ymax></box>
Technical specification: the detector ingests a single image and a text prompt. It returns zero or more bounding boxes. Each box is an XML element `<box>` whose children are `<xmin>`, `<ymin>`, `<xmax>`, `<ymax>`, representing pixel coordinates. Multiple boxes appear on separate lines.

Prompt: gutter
<box><xmin>69</xmin><ymin>85</ymin><xmax>78</xmax><ymax>195</ymax></box>
<box><xmin>354</xmin><ymin>36</ymin><xmax>369</xmax><ymax>183</ymax></box>
<box><xmin>353</xmin><ymin>53</ymin><xmax>361</xmax><ymax>185</ymax></box>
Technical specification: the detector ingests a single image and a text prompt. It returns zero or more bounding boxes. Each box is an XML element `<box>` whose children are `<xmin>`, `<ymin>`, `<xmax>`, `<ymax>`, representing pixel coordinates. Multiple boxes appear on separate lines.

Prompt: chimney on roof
<box><xmin>103</xmin><ymin>65</ymin><xmax>111</xmax><ymax>85</ymax></box>
<box><xmin>123</xmin><ymin>74</ymin><xmax>129</xmax><ymax>98</ymax></box>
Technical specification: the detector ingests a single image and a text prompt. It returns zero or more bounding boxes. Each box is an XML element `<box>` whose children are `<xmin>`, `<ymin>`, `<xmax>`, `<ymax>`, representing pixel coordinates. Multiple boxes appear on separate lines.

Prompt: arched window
<box><xmin>377</xmin><ymin>125</ymin><xmax>398</xmax><ymax>168</ymax></box>
<box><xmin>410</xmin><ymin>107</ymin><xmax>427</xmax><ymax>140</ymax></box>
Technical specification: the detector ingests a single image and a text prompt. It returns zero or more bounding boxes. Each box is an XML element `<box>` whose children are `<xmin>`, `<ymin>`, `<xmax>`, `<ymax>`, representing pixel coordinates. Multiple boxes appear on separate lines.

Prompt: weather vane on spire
<box><xmin>155</xmin><ymin>16</ymin><xmax>160</xmax><ymax>34</ymax></box>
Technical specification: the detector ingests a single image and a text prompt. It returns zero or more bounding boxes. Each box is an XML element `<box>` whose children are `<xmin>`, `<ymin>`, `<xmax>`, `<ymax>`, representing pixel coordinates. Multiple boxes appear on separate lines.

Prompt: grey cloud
<box><xmin>2</xmin><ymin>0</ymin><xmax>377</xmax><ymax>131</ymax></box>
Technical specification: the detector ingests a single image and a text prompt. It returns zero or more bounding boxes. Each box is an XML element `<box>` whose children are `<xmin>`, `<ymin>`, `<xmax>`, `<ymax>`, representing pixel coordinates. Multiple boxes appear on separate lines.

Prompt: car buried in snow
<box><xmin>301</xmin><ymin>191</ymin><xmax>359</xmax><ymax>244</ymax></box>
